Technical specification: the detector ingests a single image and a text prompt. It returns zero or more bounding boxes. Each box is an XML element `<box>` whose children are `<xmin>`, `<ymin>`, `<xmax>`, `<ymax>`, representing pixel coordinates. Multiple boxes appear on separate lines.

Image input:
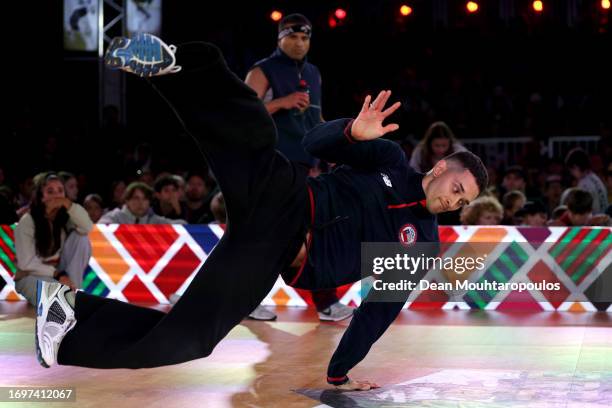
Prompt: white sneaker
<box><xmin>104</xmin><ymin>32</ymin><xmax>182</xmax><ymax>77</ymax></box>
<box><xmin>247</xmin><ymin>305</ymin><xmax>277</xmax><ymax>321</ymax></box>
<box><xmin>318</xmin><ymin>302</ymin><xmax>353</xmax><ymax>322</ymax></box>
<box><xmin>35</xmin><ymin>281</ymin><xmax>77</xmax><ymax>368</ymax></box>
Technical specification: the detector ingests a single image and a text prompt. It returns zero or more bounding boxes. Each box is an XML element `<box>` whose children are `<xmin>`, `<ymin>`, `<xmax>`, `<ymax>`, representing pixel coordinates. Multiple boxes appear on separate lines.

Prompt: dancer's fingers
<box><xmin>361</xmin><ymin>95</ymin><xmax>372</xmax><ymax>113</ymax></box>
<box><xmin>381</xmin><ymin>123</ymin><xmax>399</xmax><ymax>134</ymax></box>
<box><xmin>370</xmin><ymin>90</ymin><xmax>386</xmax><ymax>111</ymax></box>
<box><xmin>377</xmin><ymin>90</ymin><xmax>392</xmax><ymax>111</ymax></box>
<box><xmin>381</xmin><ymin>101</ymin><xmax>401</xmax><ymax>118</ymax></box>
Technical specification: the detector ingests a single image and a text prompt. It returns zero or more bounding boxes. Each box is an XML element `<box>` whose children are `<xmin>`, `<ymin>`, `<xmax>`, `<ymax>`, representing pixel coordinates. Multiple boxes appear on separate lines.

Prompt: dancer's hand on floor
<box><xmin>350</xmin><ymin>90</ymin><xmax>401</xmax><ymax>141</ymax></box>
<box><xmin>335</xmin><ymin>379</ymin><xmax>381</xmax><ymax>391</ymax></box>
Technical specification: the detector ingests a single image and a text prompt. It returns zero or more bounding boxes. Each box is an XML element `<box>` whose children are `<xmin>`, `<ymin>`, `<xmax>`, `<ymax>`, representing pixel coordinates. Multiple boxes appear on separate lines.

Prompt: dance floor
<box><xmin>2</xmin><ymin>301</ymin><xmax>612</xmax><ymax>407</ymax></box>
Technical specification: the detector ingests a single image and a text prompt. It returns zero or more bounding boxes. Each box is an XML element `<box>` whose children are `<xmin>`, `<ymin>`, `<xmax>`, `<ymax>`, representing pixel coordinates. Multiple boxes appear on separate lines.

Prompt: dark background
<box><xmin>4</xmin><ymin>0</ymin><xmax>612</xmax><ymax>193</ymax></box>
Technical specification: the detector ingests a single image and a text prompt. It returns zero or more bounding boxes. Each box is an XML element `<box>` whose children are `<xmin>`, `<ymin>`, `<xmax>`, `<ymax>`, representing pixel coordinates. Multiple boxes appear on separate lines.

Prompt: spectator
<box><xmin>59</xmin><ymin>171</ymin><xmax>79</xmax><ymax>202</ymax></box>
<box><xmin>501</xmin><ymin>190</ymin><xmax>526</xmax><ymax>225</ymax></box>
<box><xmin>543</xmin><ymin>175</ymin><xmax>563</xmax><ymax>216</ymax></box>
<box><xmin>13</xmin><ymin>172</ymin><xmax>93</xmax><ymax>306</ymax></box>
<box><xmin>99</xmin><ymin>182</ymin><xmax>185</xmax><ymax>224</ymax></box>
<box><xmin>517</xmin><ymin>200</ymin><xmax>548</xmax><ymax>227</ymax></box>
<box><xmin>153</xmin><ymin>174</ymin><xmax>185</xmax><ymax>220</ymax></box>
<box><xmin>183</xmin><ymin>171</ymin><xmax>215</xmax><ymax>224</ymax></box>
<box><xmin>409</xmin><ymin>121</ymin><xmax>466</xmax><ymax>173</ymax></box>
<box><xmin>551</xmin><ymin>205</ymin><xmax>568</xmax><ymax>222</ymax></box>
<box><xmin>83</xmin><ymin>194</ymin><xmax>105</xmax><ymax>223</ymax></box>
<box><xmin>501</xmin><ymin>166</ymin><xmax>526</xmax><ymax>195</ymax></box>
<box><xmin>552</xmin><ymin>188</ymin><xmax>611</xmax><ymax>226</ymax></box>
<box><xmin>459</xmin><ymin>196</ymin><xmax>503</xmax><ymax>225</ymax></box>
<box><xmin>562</xmin><ymin>148</ymin><xmax>608</xmax><ymax>214</ymax></box>
<box><xmin>173</xmin><ymin>174</ymin><xmax>186</xmax><ymax>202</ymax></box>
<box><xmin>108</xmin><ymin>180</ymin><xmax>127</xmax><ymax>211</ymax></box>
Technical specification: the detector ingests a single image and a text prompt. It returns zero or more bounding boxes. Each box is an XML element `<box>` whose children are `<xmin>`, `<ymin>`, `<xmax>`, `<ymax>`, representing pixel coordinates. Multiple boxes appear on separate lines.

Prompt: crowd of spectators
<box><xmin>1</xmin><ymin>119</ymin><xmax>610</xmax><ymax>229</ymax></box>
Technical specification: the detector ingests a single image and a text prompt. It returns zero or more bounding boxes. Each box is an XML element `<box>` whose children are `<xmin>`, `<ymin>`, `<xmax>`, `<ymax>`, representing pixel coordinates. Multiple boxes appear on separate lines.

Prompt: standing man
<box><xmin>244</xmin><ymin>13</ymin><xmax>352</xmax><ymax>322</ymax></box>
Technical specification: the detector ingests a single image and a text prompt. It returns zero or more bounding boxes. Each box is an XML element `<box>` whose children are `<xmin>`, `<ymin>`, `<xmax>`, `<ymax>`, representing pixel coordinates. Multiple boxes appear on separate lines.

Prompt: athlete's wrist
<box><xmin>343</xmin><ymin>119</ymin><xmax>358</xmax><ymax>144</ymax></box>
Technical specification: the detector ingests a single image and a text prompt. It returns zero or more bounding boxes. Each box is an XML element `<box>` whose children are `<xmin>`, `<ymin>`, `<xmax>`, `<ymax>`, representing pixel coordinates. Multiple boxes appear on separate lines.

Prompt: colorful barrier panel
<box><xmin>0</xmin><ymin>224</ymin><xmax>610</xmax><ymax>311</ymax></box>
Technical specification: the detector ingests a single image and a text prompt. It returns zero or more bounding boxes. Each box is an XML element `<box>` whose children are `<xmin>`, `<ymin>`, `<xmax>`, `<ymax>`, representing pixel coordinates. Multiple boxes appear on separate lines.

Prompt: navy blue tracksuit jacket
<box><xmin>289</xmin><ymin>118</ymin><xmax>440</xmax><ymax>384</ymax></box>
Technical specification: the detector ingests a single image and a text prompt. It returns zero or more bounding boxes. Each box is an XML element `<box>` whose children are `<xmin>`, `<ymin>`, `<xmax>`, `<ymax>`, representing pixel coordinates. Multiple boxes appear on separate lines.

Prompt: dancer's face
<box><xmin>278</xmin><ymin>30</ymin><xmax>310</xmax><ymax>61</ymax></box>
<box><xmin>423</xmin><ymin>160</ymin><xmax>480</xmax><ymax>214</ymax></box>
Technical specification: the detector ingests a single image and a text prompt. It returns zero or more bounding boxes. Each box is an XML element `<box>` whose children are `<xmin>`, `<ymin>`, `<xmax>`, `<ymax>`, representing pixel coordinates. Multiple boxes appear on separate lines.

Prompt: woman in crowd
<box><xmin>14</xmin><ymin>172</ymin><xmax>93</xmax><ymax>305</ymax></box>
<box><xmin>409</xmin><ymin>121</ymin><xmax>466</xmax><ymax>173</ymax></box>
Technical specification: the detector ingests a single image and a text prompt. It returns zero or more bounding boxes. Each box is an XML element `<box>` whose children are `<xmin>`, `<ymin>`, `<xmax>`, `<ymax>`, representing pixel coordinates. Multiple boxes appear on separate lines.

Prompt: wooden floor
<box><xmin>2</xmin><ymin>301</ymin><xmax>612</xmax><ymax>407</ymax></box>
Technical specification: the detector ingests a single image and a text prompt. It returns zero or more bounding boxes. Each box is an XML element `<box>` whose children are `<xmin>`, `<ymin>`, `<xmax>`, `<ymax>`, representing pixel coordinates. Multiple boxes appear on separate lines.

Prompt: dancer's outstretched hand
<box><xmin>334</xmin><ymin>379</ymin><xmax>381</xmax><ymax>391</ymax></box>
<box><xmin>350</xmin><ymin>90</ymin><xmax>401</xmax><ymax>141</ymax></box>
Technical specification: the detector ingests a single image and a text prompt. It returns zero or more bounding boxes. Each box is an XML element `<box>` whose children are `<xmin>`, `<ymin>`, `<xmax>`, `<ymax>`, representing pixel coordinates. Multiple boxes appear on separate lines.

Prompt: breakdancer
<box><xmin>34</xmin><ymin>33</ymin><xmax>487</xmax><ymax>391</ymax></box>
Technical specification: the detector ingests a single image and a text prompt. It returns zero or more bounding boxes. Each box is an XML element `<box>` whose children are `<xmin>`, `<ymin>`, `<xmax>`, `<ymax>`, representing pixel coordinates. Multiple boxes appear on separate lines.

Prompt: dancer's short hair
<box><xmin>443</xmin><ymin>151</ymin><xmax>489</xmax><ymax>196</ymax></box>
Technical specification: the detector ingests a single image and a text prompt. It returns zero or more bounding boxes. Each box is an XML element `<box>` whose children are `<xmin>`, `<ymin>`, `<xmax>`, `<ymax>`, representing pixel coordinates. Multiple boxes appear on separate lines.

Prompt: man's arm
<box><xmin>303</xmin><ymin>90</ymin><xmax>403</xmax><ymax>170</ymax></box>
<box><xmin>327</xmin><ymin>239</ymin><xmax>440</xmax><ymax>391</ymax></box>
<box><xmin>244</xmin><ymin>66</ymin><xmax>309</xmax><ymax>115</ymax></box>
<box><xmin>327</xmin><ymin>300</ymin><xmax>405</xmax><ymax>390</ymax></box>
<box><xmin>303</xmin><ymin>118</ymin><xmax>405</xmax><ymax>170</ymax></box>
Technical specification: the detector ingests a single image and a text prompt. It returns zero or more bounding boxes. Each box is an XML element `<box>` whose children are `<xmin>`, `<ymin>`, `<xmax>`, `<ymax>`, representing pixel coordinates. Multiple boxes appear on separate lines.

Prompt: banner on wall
<box><xmin>64</xmin><ymin>0</ymin><xmax>99</xmax><ymax>51</ymax></box>
<box><xmin>0</xmin><ymin>225</ymin><xmax>610</xmax><ymax>312</ymax></box>
<box><xmin>127</xmin><ymin>0</ymin><xmax>162</xmax><ymax>36</ymax></box>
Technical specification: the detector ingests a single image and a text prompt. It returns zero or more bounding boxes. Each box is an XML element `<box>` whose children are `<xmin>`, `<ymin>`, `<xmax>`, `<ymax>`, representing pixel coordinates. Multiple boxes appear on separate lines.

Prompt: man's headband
<box><xmin>278</xmin><ymin>24</ymin><xmax>312</xmax><ymax>40</ymax></box>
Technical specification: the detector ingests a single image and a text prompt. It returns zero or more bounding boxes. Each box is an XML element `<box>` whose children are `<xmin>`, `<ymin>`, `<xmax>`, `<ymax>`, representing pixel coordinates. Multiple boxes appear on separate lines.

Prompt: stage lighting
<box><xmin>466</xmin><ymin>2</ymin><xmax>479</xmax><ymax>13</ymax></box>
<box><xmin>533</xmin><ymin>1</ymin><xmax>544</xmax><ymax>12</ymax></box>
<box><xmin>335</xmin><ymin>8</ymin><xmax>347</xmax><ymax>20</ymax></box>
<box><xmin>270</xmin><ymin>10</ymin><xmax>283</xmax><ymax>22</ymax></box>
<box><xmin>602</xmin><ymin>0</ymin><xmax>611</xmax><ymax>10</ymax></box>
<box><xmin>400</xmin><ymin>5</ymin><xmax>413</xmax><ymax>16</ymax></box>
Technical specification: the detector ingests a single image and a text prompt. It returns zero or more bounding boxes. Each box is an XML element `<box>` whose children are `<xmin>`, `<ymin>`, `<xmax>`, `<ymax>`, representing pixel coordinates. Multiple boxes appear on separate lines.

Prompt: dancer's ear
<box><xmin>432</xmin><ymin>160</ymin><xmax>448</xmax><ymax>178</ymax></box>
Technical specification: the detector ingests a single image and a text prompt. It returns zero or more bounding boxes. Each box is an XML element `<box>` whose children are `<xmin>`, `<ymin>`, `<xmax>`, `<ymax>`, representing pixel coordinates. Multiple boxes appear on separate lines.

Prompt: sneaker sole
<box><xmin>35</xmin><ymin>280</ymin><xmax>49</xmax><ymax>368</ymax></box>
<box><xmin>246</xmin><ymin>315</ymin><xmax>278</xmax><ymax>321</ymax></box>
<box><xmin>318</xmin><ymin>313</ymin><xmax>353</xmax><ymax>322</ymax></box>
<box><xmin>104</xmin><ymin>33</ymin><xmax>173</xmax><ymax>77</ymax></box>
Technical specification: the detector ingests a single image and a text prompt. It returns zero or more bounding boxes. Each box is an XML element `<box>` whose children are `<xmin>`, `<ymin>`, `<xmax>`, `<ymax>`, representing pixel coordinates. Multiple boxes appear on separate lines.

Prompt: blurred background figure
<box><xmin>409</xmin><ymin>121</ymin><xmax>466</xmax><ymax>173</ymax></box>
<box><xmin>83</xmin><ymin>193</ymin><xmax>105</xmax><ymax>223</ymax></box>
<box><xmin>100</xmin><ymin>182</ymin><xmax>185</xmax><ymax>224</ymax></box>
<box><xmin>501</xmin><ymin>190</ymin><xmax>526</xmax><ymax>225</ymax></box>
<box><xmin>517</xmin><ymin>201</ymin><xmax>548</xmax><ymax>227</ymax></box>
<box><xmin>459</xmin><ymin>196</ymin><xmax>503</xmax><ymax>226</ymax></box>
<box><xmin>563</xmin><ymin>148</ymin><xmax>608</xmax><ymax>214</ymax></box>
